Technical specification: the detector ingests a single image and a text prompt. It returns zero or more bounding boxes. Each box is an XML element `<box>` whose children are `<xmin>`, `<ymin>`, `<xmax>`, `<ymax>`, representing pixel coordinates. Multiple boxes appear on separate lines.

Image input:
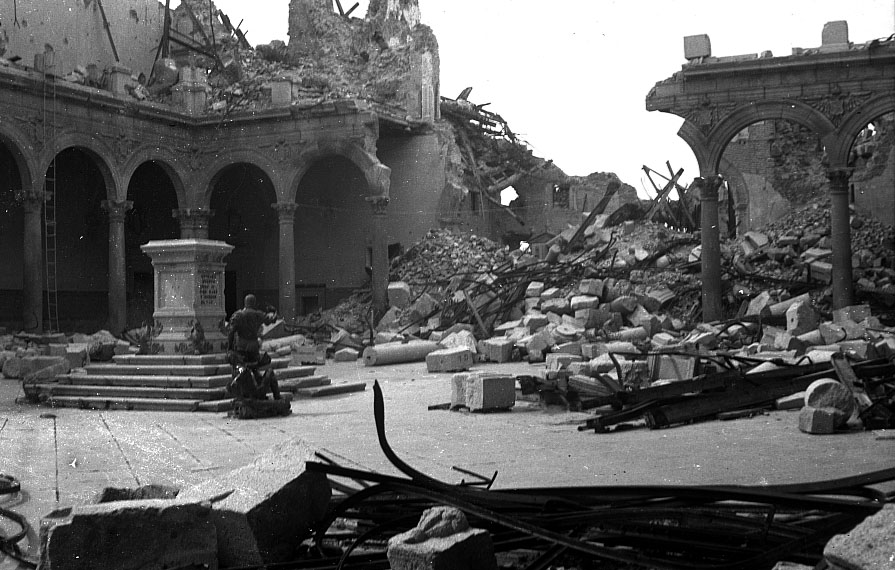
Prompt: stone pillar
<box><xmin>21</xmin><ymin>192</ymin><xmax>44</xmax><ymax>332</ymax></box>
<box><xmin>140</xmin><ymin>239</ymin><xmax>234</xmax><ymax>355</ymax></box>
<box><xmin>828</xmin><ymin>168</ymin><xmax>854</xmax><ymax>309</ymax></box>
<box><xmin>172</xmin><ymin>208</ymin><xmax>213</xmax><ymax>239</ymax></box>
<box><xmin>367</xmin><ymin>196</ymin><xmax>390</xmax><ymax>316</ymax></box>
<box><xmin>273</xmin><ymin>202</ymin><xmax>298</xmax><ymax>322</ymax></box>
<box><xmin>103</xmin><ymin>200</ymin><xmax>133</xmax><ymax>333</ymax></box>
<box><xmin>698</xmin><ymin>175</ymin><xmax>724</xmax><ymax>322</ymax></box>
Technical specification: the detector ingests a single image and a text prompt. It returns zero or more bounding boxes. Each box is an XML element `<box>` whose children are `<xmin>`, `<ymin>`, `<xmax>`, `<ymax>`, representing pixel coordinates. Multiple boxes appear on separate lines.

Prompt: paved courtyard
<box><xmin>1</xmin><ymin>359</ymin><xmax>894</xmax><ymax>567</ymax></box>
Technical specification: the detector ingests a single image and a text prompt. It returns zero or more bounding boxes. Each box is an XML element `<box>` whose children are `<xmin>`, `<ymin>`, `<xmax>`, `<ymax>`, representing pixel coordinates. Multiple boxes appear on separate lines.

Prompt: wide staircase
<box><xmin>29</xmin><ymin>353</ymin><xmax>336</xmax><ymax>412</ymax></box>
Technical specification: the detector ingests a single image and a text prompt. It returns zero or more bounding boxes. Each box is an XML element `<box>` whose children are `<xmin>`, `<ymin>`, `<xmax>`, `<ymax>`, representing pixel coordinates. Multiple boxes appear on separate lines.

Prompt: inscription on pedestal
<box><xmin>198</xmin><ymin>272</ymin><xmax>221</xmax><ymax>307</ymax></box>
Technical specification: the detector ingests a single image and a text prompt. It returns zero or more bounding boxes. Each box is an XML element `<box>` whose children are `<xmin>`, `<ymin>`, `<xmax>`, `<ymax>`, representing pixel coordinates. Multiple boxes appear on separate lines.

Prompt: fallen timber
<box><xmin>580</xmin><ymin>356</ymin><xmax>895</xmax><ymax>432</ymax></box>
<box><xmin>262</xmin><ymin>381</ymin><xmax>895</xmax><ymax>570</ymax></box>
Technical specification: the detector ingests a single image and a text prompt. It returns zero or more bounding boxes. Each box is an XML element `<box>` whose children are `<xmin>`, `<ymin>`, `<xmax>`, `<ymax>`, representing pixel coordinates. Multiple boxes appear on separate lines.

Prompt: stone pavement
<box><xmin>1</xmin><ymin>359</ymin><xmax>894</xmax><ymax>567</ymax></box>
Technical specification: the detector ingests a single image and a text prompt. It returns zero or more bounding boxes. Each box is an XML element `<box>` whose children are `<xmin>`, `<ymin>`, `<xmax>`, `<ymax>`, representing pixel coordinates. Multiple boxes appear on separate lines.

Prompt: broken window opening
<box><xmin>500</xmin><ymin>186</ymin><xmax>518</xmax><ymax>206</ymax></box>
<box><xmin>552</xmin><ymin>184</ymin><xmax>570</xmax><ymax>209</ymax></box>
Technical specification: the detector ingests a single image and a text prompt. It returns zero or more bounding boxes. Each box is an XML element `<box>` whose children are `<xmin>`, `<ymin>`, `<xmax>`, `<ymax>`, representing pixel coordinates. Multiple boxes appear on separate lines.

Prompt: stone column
<box><xmin>172</xmin><ymin>208</ymin><xmax>213</xmax><ymax>239</ymax></box>
<box><xmin>698</xmin><ymin>175</ymin><xmax>724</xmax><ymax>322</ymax></box>
<box><xmin>102</xmin><ymin>200</ymin><xmax>133</xmax><ymax>333</ymax></box>
<box><xmin>828</xmin><ymin>168</ymin><xmax>854</xmax><ymax>309</ymax></box>
<box><xmin>21</xmin><ymin>191</ymin><xmax>44</xmax><ymax>332</ymax></box>
<box><xmin>367</xmin><ymin>196</ymin><xmax>390</xmax><ymax>316</ymax></box>
<box><xmin>272</xmin><ymin>202</ymin><xmax>298</xmax><ymax>322</ymax></box>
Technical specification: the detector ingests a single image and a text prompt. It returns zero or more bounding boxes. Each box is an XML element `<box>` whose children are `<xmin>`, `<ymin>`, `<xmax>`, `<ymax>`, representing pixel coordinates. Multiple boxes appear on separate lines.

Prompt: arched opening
<box><xmin>125</xmin><ymin>161</ymin><xmax>180</xmax><ymax>329</ymax></box>
<box><xmin>48</xmin><ymin>147</ymin><xmax>112</xmax><ymax>331</ymax></box>
<box><xmin>718</xmin><ymin>119</ymin><xmax>827</xmax><ymax>236</ymax></box>
<box><xmin>848</xmin><ymin>112</ymin><xmax>895</xmax><ymax>227</ymax></box>
<box><xmin>294</xmin><ymin>155</ymin><xmax>370</xmax><ymax>315</ymax></box>
<box><xmin>208</xmin><ymin>163</ymin><xmax>278</xmax><ymax>317</ymax></box>
<box><xmin>0</xmin><ymin>142</ymin><xmax>25</xmax><ymax>329</ymax></box>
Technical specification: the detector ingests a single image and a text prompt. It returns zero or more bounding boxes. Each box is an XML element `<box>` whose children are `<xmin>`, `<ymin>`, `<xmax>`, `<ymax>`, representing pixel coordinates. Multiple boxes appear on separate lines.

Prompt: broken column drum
<box><xmin>141</xmin><ymin>239</ymin><xmax>235</xmax><ymax>355</ymax></box>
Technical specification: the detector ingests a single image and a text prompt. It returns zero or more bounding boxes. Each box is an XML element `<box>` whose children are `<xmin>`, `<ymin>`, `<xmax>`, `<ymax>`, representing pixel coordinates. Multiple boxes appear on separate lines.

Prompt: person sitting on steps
<box><xmin>227</xmin><ymin>294</ymin><xmax>282</xmax><ymax>400</ymax></box>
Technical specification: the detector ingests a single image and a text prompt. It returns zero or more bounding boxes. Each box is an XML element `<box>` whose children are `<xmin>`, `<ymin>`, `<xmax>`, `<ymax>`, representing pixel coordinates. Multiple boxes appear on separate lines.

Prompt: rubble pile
<box><xmin>389</xmin><ymin>228</ymin><xmax>512</xmax><ymax>286</ymax></box>
<box><xmin>728</xmin><ymin>199</ymin><xmax>895</xmax><ymax>309</ymax></box>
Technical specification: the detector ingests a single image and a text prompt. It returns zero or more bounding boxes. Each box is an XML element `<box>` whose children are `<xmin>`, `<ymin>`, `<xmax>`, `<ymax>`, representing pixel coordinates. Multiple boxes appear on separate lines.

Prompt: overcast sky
<box><xmin>204</xmin><ymin>0</ymin><xmax>895</xmax><ymax>197</ymax></box>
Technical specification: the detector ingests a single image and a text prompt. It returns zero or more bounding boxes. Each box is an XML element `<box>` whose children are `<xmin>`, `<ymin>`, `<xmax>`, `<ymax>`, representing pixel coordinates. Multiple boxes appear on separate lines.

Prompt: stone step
<box><xmin>83</xmin><ymin>363</ymin><xmax>232</xmax><ymax>377</ymax></box>
<box><xmin>112</xmin><ymin>354</ymin><xmax>229</xmax><ymax>366</ymax></box>
<box><xmin>35</xmin><ymin>384</ymin><xmax>228</xmax><ymax>401</ymax></box>
<box><xmin>60</xmin><ymin>374</ymin><xmax>231</xmax><ymax>389</ymax></box>
<box><xmin>79</xmin><ymin>358</ymin><xmax>303</xmax><ymax>378</ymax></box>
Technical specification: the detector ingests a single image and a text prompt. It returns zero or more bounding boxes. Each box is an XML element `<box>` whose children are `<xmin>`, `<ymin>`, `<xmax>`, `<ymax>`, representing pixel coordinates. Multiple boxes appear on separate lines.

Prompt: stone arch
<box><xmin>288</xmin><ymin>140</ymin><xmax>391</xmax><ymax>203</ymax></box>
<box><xmin>706</xmin><ymin>101</ymin><xmax>836</xmax><ymax>172</ymax></box>
<box><xmin>120</xmin><ymin>147</ymin><xmax>189</xmax><ymax>209</ymax></box>
<box><xmin>829</xmin><ymin>94</ymin><xmax>895</xmax><ymax>168</ymax></box>
<box><xmin>199</xmin><ymin>149</ymin><xmax>281</xmax><ymax>207</ymax></box>
<box><xmin>0</xmin><ymin>121</ymin><xmax>39</xmax><ymax>193</ymax></box>
<box><xmin>41</xmin><ymin>131</ymin><xmax>120</xmax><ymax>200</ymax></box>
<box><xmin>677</xmin><ymin>120</ymin><xmax>714</xmax><ymax>177</ymax></box>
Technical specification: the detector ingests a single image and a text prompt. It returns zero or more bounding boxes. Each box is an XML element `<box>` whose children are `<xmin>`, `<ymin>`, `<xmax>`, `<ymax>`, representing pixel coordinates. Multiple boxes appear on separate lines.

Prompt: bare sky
<box><xmin>206</xmin><ymin>0</ymin><xmax>895</xmax><ymax>196</ymax></box>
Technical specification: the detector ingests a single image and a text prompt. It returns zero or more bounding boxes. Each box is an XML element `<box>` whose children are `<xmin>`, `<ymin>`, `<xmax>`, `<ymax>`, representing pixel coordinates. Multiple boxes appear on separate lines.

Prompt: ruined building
<box><xmin>0</xmin><ymin>0</ymin><xmax>451</xmax><ymax>333</ymax></box>
<box><xmin>647</xmin><ymin>21</ymin><xmax>895</xmax><ymax>317</ymax></box>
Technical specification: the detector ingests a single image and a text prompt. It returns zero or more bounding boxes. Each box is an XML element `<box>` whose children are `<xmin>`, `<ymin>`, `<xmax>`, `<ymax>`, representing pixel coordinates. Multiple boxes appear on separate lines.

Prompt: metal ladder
<box><xmin>42</xmin><ymin>60</ymin><xmax>59</xmax><ymax>333</ymax></box>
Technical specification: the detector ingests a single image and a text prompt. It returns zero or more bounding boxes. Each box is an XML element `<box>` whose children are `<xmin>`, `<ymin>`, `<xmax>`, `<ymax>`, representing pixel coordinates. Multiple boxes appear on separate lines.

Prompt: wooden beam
<box><xmin>644</xmin><ymin>168</ymin><xmax>684</xmax><ymax>222</ymax></box>
<box><xmin>95</xmin><ymin>0</ymin><xmax>120</xmax><ymax>63</ymax></box>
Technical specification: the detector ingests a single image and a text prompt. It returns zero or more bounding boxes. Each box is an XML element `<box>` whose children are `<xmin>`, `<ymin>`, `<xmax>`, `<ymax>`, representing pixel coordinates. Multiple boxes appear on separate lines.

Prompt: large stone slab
<box><xmin>824</xmin><ymin>504</ymin><xmax>895</xmax><ymax>570</ymax></box>
<box><xmin>39</xmin><ymin>499</ymin><xmax>217</xmax><ymax>570</ymax></box>
<box><xmin>177</xmin><ymin>438</ymin><xmax>331</xmax><ymax>567</ymax></box>
<box><xmin>387</xmin><ymin>506</ymin><xmax>497</xmax><ymax>570</ymax></box>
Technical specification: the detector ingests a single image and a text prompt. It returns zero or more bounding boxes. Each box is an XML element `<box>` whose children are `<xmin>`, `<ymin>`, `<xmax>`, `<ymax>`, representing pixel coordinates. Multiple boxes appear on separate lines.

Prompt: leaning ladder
<box><xmin>42</xmin><ymin>64</ymin><xmax>59</xmax><ymax>332</ymax></box>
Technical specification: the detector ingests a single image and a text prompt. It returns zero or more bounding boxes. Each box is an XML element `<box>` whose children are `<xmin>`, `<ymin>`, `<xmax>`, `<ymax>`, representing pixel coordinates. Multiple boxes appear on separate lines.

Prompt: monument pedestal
<box><xmin>141</xmin><ymin>239</ymin><xmax>234</xmax><ymax>355</ymax></box>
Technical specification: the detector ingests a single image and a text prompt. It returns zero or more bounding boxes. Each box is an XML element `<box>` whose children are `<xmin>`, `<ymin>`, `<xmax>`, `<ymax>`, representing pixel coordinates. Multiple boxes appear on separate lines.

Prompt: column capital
<box><xmin>102</xmin><ymin>199</ymin><xmax>134</xmax><ymax>222</ymax></box>
<box><xmin>366</xmin><ymin>195</ymin><xmax>389</xmax><ymax>216</ymax></box>
<box><xmin>271</xmin><ymin>202</ymin><xmax>299</xmax><ymax>220</ymax></box>
<box><xmin>693</xmin><ymin>175</ymin><xmax>724</xmax><ymax>203</ymax></box>
<box><xmin>826</xmin><ymin>168</ymin><xmax>853</xmax><ymax>191</ymax></box>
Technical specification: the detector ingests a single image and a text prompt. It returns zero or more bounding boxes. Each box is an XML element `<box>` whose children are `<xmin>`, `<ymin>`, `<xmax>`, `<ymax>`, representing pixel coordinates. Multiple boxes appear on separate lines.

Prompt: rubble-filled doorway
<box><xmin>720</xmin><ymin>120</ymin><xmax>827</xmax><ymax>234</ymax></box>
<box><xmin>849</xmin><ymin>112</ymin><xmax>895</xmax><ymax>227</ymax></box>
<box><xmin>209</xmin><ymin>163</ymin><xmax>279</xmax><ymax>316</ymax></box>
<box><xmin>0</xmin><ymin>142</ymin><xmax>25</xmax><ymax>329</ymax></box>
<box><xmin>49</xmin><ymin>148</ymin><xmax>113</xmax><ymax>331</ymax></box>
<box><xmin>294</xmin><ymin>155</ymin><xmax>372</xmax><ymax>309</ymax></box>
<box><xmin>125</xmin><ymin>161</ymin><xmax>180</xmax><ymax>328</ymax></box>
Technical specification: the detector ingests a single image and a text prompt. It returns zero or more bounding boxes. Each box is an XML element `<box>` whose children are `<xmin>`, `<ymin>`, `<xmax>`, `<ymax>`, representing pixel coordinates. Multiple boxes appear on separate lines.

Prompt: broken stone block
<box><xmin>833</xmin><ymin>304</ymin><xmax>871</xmax><ymax>324</ymax></box>
<box><xmin>426</xmin><ymin>347</ymin><xmax>473</xmax><ymax>373</ymax></box>
<box><xmin>609</xmin><ymin>296</ymin><xmax>638</xmax><ymax>316</ymax></box>
<box><xmin>797</xmin><ymin>329</ymin><xmax>824</xmax><ymax>347</ymax></box>
<box><xmin>387</xmin><ymin>506</ymin><xmax>497</xmax><ymax>570</ymax></box>
<box><xmin>575</xmin><ymin>306</ymin><xmax>611</xmax><ymax>329</ymax></box>
<box><xmin>540</xmin><ymin>287</ymin><xmax>561</xmax><ymax>299</ymax></box>
<box><xmin>545</xmin><ymin>353</ymin><xmax>582</xmax><ymax>370</ymax></box>
<box><xmin>450</xmin><ymin>372</ymin><xmax>475</xmax><ymax>408</ymax></box>
<box><xmin>177</xmin><ymin>438</ymin><xmax>331</xmax><ymax>567</ymax></box>
<box><xmin>769</xmin><ymin>293</ymin><xmax>811</xmax><ymax>317</ymax></box>
<box><xmin>786</xmin><ymin>301</ymin><xmax>819</xmax><ymax>336</ymax></box>
<box><xmin>570</xmin><ymin>295</ymin><xmax>600</xmax><ymax>311</ymax></box>
<box><xmin>541</xmin><ymin>297</ymin><xmax>571</xmax><ymax>315</ymax></box>
<box><xmin>524</xmin><ymin>281</ymin><xmax>544</xmax><ymax>298</ymax></box>
<box><xmin>2</xmin><ymin>355</ymin><xmax>69</xmax><ymax>380</ymax></box>
<box><xmin>805</xmin><ymin>378</ymin><xmax>855</xmax><ymax>426</ymax></box>
<box><xmin>522</xmin><ymin>313</ymin><xmax>549</xmax><ymax>331</ymax></box>
<box><xmin>23</xmin><ymin>361</ymin><xmax>69</xmax><ymax>384</ymax></box>
<box><xmin>578</xmin><ymin>278</ymin><xmax>604</xmax><ymax>297</ymax></box>
<box><xmin>798</xmin><ymin>406</ymin><xmax>838</xmax><ymax>434</ymax></box>
<box><xmin>820</xmin><ymin>322</ymin><xmax>848</xmax><ymax>345</ymax></box>
<box><xmin>809</xmin><ymin>261</ymin><xmax>833</xmax><ymax>284</ymax></box>
<box><xmin>465</xmin><ymin>374</ymin><xmax>515</xmax><ymax>412</ymax></box>
<box><xmin>376</xmin><ymin>306</ymin><xmax>402</xmax><ymax>331</ymax></box>
<box><xmin>333</xmin><ymin>348</ymin><xmax>359</xmax><ymax>362</ymax></box>
<box><xmin>482</xmin><ymin>338</ymin><xmax>515</xmax><ymax>363</ymax></box>
<box><xmin>388</xmin><ymin>281</ymin><xmax>413</xmax><ymax>309</ymax></box>
<box><xmin>824</xmin><ymin>503</ymin><xmax>894</xmax><ymax>570</ymax></box>
<box><xmin>747</xmin><ymin>291</ymin><xmax>772</xmax><ymax>317</ymax></box>
<box><xmin>39</xmin><ymin>499</ymin><xmax>217</xmax><ymax>570</ymax></box>
<box><xmin>440</xmin><ymin>330</ymin><xmax>478</xmax><ymax>354</ymax></box>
